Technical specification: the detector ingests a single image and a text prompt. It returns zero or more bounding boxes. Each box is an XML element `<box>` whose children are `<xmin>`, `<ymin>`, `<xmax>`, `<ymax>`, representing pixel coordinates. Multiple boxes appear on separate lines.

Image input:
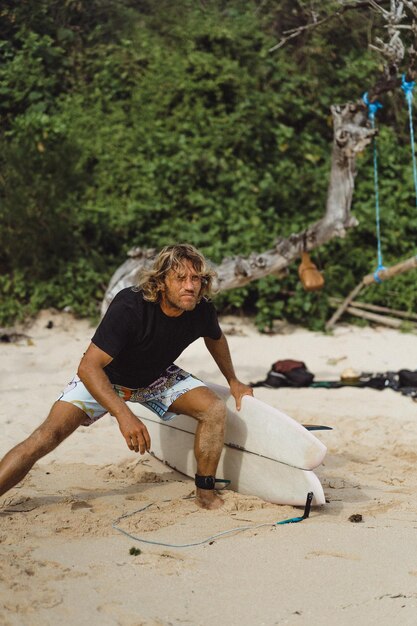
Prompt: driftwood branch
<box><xmin>325</xmin><ymin>281</ymin><xmax>366</xmax><ymax>330</ymax></box>
<box><xmin>333</xmin><ymin>305</ymin><xmax>410</xmax><ymax>328</ymax></box>
<box><xmin>101</xmin><ymin>100</ymin><xmax>375</xmax><ymax>314</ymax></box>
<box><xmin>329</xmin><ymin>296</ymin><xmax>417</xmax><ymax>320</ymax></box>
<box><xmin>326</xmin><ymin>254</ymin><xmax>417</xmax><ymax>329</ymax></box>
<box><xmin>328</xmin><ymin>300</ymin><xmax>417</xmax><ymax>329</ymax></box>
<box><xmin>362</xmin><ymin>254</ymin><xmax>417</xmax><ymax>285</ymax></box>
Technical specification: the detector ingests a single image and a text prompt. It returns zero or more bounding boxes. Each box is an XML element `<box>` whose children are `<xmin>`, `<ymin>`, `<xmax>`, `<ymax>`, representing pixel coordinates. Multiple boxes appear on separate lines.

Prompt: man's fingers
<box><xmin>142</xmin><ymin>426</ymin><xmax>151</xmax><ymax>451</ymax></box>
<box><xmin>235</xmin><ymin>389</ymin><xmax>254</xmax><ymax>411</ymax></box>
<box><xmin>233</xmin><ymin>391</ymin><xmax>242</xmax><ymax>411</ymax></box>
<box><xmin>125</xmin><ymin>434</ymin><xmax>141</xmax><ymax>453</ymax></box>
<box><xmin>127</xmin><ymin>436</ymin><xmax>139</xmax><ymax>452</ymax></box>
<box><xmin>121</xmin><ymin>418</ymin><xmax>151</xmax><ymax>454</ymax></box>
<box><xmin>125</xmin><ymin>436</ymin><xmax>135</xmax><ymax>451</ymax></box>
<box><xmin>127</xmin><ymin>433</ymin><xmax>150</xmax><ymax>454</ymax></box>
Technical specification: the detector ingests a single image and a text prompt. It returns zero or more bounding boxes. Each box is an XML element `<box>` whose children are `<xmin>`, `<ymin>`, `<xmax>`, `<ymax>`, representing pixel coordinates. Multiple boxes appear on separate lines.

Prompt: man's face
<box><xmin>160</xmin><ymin>260</ymin><xmax>203</xmax><ymax>316</ymax></box>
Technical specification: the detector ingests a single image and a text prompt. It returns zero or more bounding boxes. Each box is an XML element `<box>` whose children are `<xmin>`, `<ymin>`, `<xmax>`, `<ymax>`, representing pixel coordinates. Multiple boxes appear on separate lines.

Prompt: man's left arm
<box><xmin>204</xmin><ymin>333</ymin><xmax>253</xmax><ymax>410</ymax></box>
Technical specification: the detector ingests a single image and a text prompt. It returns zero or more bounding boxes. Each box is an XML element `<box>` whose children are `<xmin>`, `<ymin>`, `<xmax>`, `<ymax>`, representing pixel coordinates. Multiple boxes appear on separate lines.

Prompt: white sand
<box><xmin>1</xmin><ymin>310</ymin><xmax>417</xmax><ymax>626</ymax></box>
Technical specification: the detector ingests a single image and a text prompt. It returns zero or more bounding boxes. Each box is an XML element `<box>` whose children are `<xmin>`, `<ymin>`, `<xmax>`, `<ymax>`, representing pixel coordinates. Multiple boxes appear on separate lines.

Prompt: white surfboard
<box><xmin>129</xmin><ymin>384</ymin><xmax>326</xmax><ymax>506</ymax></box>
<box><xmin>136</xmin><ymin>409</ymin><xmax>325</xmax><ymax>506</ymax></box>
<box><xmin>154</xmin><ymin>383</ymin><xmax>326</xmax><ymax>471</ymax></box>
<box><xmin>207</xmin><ymin>383</ymin><xmax>326</xmax><ymax>470</ymax></box>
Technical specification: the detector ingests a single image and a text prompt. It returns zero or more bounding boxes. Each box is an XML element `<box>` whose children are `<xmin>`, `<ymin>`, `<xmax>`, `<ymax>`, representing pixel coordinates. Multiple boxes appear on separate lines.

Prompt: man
<box><xmin>0</xmin><ymin>244</ymin><xmax>253</xmax><ymax>509</ymax></box>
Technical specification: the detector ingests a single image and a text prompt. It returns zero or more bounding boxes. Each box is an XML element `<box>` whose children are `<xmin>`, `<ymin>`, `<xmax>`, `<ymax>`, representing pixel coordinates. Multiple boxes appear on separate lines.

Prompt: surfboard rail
<box><xmin>141</xmin><ymin>415</ymin><xmax>325</xmax><ymax>506</ymax></box>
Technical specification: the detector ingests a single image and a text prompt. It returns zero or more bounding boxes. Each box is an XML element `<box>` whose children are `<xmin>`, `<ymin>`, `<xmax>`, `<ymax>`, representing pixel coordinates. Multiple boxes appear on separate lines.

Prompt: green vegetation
<box><xmin>1</xmin><ymin>1</ymin><xmax>417</xmax><ymax>329</ymax></box>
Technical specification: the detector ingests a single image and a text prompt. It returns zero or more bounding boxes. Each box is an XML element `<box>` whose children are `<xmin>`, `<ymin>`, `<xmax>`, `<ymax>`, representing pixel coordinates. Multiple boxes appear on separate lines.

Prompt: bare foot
<box><xmin>195</xmin><ymin>489</ymin><xmax>224</xmax><ymax>510</ymax></box>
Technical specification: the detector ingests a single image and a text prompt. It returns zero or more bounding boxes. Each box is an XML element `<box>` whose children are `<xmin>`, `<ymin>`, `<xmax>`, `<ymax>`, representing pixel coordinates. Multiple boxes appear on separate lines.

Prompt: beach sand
<box><xmin>1</xmin><ymin>310</ymin><xmax>417</xmax><ymax>626</ymax></box>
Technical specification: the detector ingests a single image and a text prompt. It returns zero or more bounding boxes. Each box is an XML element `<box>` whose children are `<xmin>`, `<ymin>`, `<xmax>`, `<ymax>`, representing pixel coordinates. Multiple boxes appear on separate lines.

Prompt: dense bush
<box><xmin>1</xmin><ymin>0</ymin><xmax>416</xmax><ymax>328</ymax></box>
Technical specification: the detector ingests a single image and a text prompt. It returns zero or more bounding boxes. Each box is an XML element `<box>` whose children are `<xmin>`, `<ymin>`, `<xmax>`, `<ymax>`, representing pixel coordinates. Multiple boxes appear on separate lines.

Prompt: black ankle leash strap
<box><xmin>195</xmin><ymin>474</ymin><xmax>231</xmax><ymax>490</ymax></box>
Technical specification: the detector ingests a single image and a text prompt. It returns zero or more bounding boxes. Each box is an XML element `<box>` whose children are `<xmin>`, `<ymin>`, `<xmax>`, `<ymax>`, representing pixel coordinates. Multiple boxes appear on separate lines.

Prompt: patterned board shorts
<box><xmin>57</xmin><ymin>364</ymin><xmax>206</xmax><ymax>427</ymax></box>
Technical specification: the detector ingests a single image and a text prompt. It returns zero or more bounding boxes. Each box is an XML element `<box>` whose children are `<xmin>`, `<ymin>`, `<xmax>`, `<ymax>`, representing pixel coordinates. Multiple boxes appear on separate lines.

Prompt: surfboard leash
<box><xmin>111</xmin><ymin>491</ymin><xmax>315</xmax><ymax>549</ymax></box>
<box><xmin>275</xmin><ymin>491</ymin><xmax>313</xmax><ymax>525</ymax></box>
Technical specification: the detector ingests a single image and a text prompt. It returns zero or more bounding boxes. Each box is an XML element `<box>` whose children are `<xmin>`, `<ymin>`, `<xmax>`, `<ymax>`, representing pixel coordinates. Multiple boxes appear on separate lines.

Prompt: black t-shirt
<box><xmin>91</xmin><ymin>287</ymin><xmax>222</xmax><ymax>388</ymax></box>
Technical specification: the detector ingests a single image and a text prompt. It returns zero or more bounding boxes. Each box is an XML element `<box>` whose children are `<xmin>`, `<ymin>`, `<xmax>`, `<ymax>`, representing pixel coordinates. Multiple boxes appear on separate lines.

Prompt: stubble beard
<box><xmin>164</xmin><ymin>288</ymin><xmax>199</xmax><ymax>313</ymax></box>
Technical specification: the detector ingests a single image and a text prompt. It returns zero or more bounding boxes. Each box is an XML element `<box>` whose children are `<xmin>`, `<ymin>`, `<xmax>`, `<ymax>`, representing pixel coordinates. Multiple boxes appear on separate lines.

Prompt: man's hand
<box><xmin>229</xmin><ymin>378</ymin><xmax>253</xmax><ymax>411</ymax></box>
<box><xmin>204</xmin><ymin>334</ymin><xmax>254</xmax><ymax>411</ymax></box>
<box><xmin>117</xmin><ymin>413</ymin><xmax>151</xmax><ymax>454</ymax></box>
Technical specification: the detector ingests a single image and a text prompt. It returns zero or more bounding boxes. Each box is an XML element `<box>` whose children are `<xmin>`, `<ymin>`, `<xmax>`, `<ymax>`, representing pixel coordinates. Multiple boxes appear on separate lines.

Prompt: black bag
<box><xmin>398</xmin><ymin>369</ymin><xmax>417</xmax><ymax>388</ymax></box>
<box><xmin>251</xmin><ymin>359</ymin><xmax>314</xmax><ymax>388</ymax></box>
<box><xmin>285</xmin><ymin>366</ymin><xmax>315</xmax><ymax>387</ymax></box>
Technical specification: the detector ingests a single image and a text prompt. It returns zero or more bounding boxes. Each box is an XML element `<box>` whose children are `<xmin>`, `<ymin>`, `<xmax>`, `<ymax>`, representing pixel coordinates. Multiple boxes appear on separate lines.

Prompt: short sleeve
<box><xmin>201</xmin><ymin>300</ymin><xmax>222</xmax><ymax>340</ymax></box>
<box><xmin>92</xmin><ymin>292</ymin><xmax>137</xmax><ymax>358</ymax></box>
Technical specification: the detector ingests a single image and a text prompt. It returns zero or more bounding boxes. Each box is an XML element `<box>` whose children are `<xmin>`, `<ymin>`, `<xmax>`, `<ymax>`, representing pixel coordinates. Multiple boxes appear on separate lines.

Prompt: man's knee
<box><xmin>170</xmin><ymin>387</ymin><xmax>227</xmax><ymax>428</ymax></box>
<box><xmin>23</xmin><ymin>425</ymin><xmax>64</xmax><ymax>459</ymax></box>
<box><xmin>24</xmin><ymin>403</ymin><xmax>85</xmax><ymax>459</ymax></box>
<box><xmin>198</xmin><ymin>397</ymin><xmax>226</xmax><ymax>430</ymax></box>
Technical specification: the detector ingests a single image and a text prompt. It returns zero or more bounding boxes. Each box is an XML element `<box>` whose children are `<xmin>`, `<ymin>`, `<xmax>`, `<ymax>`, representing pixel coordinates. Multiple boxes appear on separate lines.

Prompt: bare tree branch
<box><xmin>269</xmin><ymin>1</ymin><xmax>380</xmax><ymax>53</ymax></box>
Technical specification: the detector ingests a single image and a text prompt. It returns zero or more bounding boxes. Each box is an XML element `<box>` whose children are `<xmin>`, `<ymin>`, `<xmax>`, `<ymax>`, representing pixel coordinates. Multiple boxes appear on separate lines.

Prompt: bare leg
<box><xmin>0</xmin><ymin>401</ymin><xmax>87</xmax><ymax>498</ymax></box>
<box><xmin>170</xmin><ymin>387</ymin><xmax>226</xmax><ymax>510</ymax></box>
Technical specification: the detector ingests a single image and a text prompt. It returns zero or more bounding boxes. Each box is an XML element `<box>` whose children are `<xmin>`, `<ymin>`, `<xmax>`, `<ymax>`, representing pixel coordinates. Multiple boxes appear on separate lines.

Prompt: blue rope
<box><xmin>401</xmin><ymin>74</ymin><xmax>417</xmax><ymax>207</ymax></box>
<box><xmin>363</xmin><ymin>92</ymin><xmax>385</xmax><ymax>280</ymax></box>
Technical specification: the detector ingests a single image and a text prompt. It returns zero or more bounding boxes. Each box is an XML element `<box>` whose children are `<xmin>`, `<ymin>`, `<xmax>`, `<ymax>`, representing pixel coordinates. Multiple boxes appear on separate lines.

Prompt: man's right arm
<box><xmin>77</xmin><ymin>343</ymin><xmax>151</xmax><ymax>454</ymax></box>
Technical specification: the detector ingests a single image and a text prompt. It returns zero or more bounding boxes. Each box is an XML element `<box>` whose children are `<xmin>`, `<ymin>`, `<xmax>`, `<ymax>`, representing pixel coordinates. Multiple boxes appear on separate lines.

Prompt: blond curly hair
<box><xmin>136</xmin><ymin>244</ymin><xmax>217</xmax><ymax>303</ymax></box>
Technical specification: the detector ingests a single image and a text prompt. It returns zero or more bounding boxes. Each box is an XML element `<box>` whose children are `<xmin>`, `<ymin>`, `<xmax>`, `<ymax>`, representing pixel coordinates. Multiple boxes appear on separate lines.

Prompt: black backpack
<box><xmin>251</xmin><ymin>359</ymin><xmax>315</xmax><ymax>389</ymax></box>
